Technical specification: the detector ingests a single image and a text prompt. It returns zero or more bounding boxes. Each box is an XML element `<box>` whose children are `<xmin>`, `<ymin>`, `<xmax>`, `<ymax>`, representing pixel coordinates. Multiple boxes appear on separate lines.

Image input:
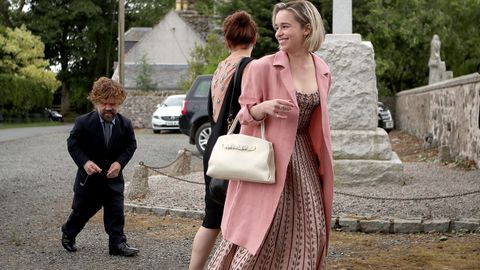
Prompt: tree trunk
<box><xmin>60</xmin><ymin>81</ymin><xmax>69</xmax><ymax>115</ymax></box>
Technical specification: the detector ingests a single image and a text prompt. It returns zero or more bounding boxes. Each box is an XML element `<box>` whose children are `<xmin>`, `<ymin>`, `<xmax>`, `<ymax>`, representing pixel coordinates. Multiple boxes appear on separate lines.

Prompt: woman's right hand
<box><xmin>251</xmin><ymin>99</ymin><xmax>295</xmax><ymax>120</ymax></box>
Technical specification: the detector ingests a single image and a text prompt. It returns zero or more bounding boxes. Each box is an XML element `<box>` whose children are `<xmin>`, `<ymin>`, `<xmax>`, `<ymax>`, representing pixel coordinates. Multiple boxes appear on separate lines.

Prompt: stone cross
<box><xmin>332</xmin><ymin>0</ymin><xmax>352</xmax><ymax>34</ymax></box>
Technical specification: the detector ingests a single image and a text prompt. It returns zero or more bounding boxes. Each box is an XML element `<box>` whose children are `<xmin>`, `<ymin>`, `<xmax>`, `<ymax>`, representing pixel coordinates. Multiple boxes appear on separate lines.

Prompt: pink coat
<box><xmin>221</xmin><ymin>51</ymin><xmax>334</xmax><ymax>255</ymax></box>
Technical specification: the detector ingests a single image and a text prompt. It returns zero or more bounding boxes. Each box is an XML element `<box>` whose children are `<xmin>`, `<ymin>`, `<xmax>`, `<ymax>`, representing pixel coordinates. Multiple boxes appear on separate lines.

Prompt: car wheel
<box><xmin>153</xmin><ymin>130</ymin><xmax>161</xmax><ymax>134</ymax></box>
<box><xmin>195</xmin><ymin>123</ymin><xmax>211</xmax><ymax>155</ymax></box>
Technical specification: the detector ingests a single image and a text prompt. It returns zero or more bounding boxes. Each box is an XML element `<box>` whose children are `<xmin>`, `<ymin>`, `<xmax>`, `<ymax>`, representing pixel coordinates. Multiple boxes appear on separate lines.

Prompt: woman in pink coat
<box><xmin>208</xmin><ymin>1</ymin><xmax>334</xmax><ymax>269</ymax></box>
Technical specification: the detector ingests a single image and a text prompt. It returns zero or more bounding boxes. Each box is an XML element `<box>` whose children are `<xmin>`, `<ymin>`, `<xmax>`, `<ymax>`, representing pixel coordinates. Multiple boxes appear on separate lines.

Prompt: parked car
<box><xmin>45</xmin><ymin>108</ymin><xmax>64</xmax><ymax>122</ymax></box>
<box><xmin>151</xmin><ymin>94</ymin><xmax>186</xmax><ymax>133</ymax></box>
<box><xmin>179</xmin><ymin>75</ymin><xmax>212</xmax><ymax>154</ymax></box>
<box><xmin>377</xmin><ymin>102</ymin><xmax>394</xmax><ymax>133</ymax></box>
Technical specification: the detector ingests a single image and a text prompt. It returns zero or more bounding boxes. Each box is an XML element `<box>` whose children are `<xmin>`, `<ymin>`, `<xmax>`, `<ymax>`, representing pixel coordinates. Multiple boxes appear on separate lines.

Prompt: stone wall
<box><xmin>120</xmin><ymin>90</ymin><xmax>183</xmax><ymax>129</ymax></box>
<box><xmin>122</xmin><ymin>64</ymin><xmax>188</xmax><ymax>90</ymax></box>
<box><xmin>395</xmin><ymin>73</ymin><xmax>480</xmax><ymax>166</ymax></box>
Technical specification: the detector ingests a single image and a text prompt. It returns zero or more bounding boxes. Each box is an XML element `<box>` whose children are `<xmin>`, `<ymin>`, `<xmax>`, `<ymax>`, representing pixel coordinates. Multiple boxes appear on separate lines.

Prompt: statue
<box><xmin>428</xmin><ymin>34</ymin><xmax>452</xmax><ymax>84</ymax></box>
<box><xmin>429</xmin><ymin>35</ymin><xmax>441</xmax><ymax>64</ymax></box>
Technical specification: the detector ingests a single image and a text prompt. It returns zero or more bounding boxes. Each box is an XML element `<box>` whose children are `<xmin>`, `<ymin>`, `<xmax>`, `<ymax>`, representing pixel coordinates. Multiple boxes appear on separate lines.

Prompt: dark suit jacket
<box><xmin>67</xmin><ymin>111</ymin><xmax>137</xmax><ymax>195</ymax></box>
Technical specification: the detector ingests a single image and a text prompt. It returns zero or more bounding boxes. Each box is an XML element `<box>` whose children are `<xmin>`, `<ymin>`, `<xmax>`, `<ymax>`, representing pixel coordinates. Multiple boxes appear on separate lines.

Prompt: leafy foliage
<box><xmin>0</xmin><ymin>25</ymin><xmax>59</xmax><ymax>92</ymax></box>
<box><xmin>16</xmin><ymin>0</ymin><xmax>175</xmax><ymax>113</ymax></box>
<box><xmin>0</xmin><ymin>73</ymin><xmax>52</xmax><ymax>117</ymax></box>
<box><xmin>193</xmin><ymin>0</ymin><xmax>214</xmax><ymax>16</ymax></box>
<box><xmin>181</xmin><ymin>0</ymin><xmax>332</xmax><ymax>85</ymax></box>
<box><xmin>352</xmin><ymin>0</ymin><xmax>480</xmax><ymax>96</ymax></box>
<box><xmin>135</xmin><ymin>54</ymin><xmax>157</xmax><ymax>91</ymax></box>
<box><xmin>1</xmin><ymin>0</ymin><xmax>477</xmax><ymax>115</ymax></box>
<box><xmin>126</xmin><ymin>0</ymin><xmax>175</xmax><ymax>28</ymax></box>
<box><xmin>212</xmin><ymin>0</ymin><xmax>479</xmax><ymax>97</ymax></box>
<box><xmin>179</xmin><ymin>33</ymin><xmax>228</xmax><ymax>91</ymax></box>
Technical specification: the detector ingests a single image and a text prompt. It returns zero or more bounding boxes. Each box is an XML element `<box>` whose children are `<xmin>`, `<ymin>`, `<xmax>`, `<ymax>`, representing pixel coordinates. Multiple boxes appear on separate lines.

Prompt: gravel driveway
<box><xmin>0</xmin><ymin>126</ymin><xmax>478</xmax><ymax>270</ymax></box>
<box><xmin>0</xmin><ymin>127</ymin><xmax>201</xmax><ymax>270</ymax></box>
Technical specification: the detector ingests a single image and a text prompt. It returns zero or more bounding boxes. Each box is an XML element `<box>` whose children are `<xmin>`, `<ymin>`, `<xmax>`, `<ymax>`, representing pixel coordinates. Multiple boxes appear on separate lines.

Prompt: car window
<box><xmin>193</xmin><ymin>79</ymin><xmax>212</xmax><ymax>98</ymax></box>
<box><xmin>163</xmin><ymin>96</ymin><xmax>184</xmax><ymax>107</ymax></box>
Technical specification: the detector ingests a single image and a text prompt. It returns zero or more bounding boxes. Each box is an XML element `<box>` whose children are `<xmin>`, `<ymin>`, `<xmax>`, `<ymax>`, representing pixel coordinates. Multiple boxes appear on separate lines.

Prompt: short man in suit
<box><xmin>61</xmin><ymin>77</ymin><xmax>138</xmax><ymax>256</ymax></box>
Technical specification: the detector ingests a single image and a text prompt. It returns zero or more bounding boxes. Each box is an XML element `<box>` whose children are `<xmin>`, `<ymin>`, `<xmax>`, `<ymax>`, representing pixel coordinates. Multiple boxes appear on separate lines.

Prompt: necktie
<box><xmin>103</xmin><ymin>122</ymin><xmax>112</xmax><ymax>146</ymax></box>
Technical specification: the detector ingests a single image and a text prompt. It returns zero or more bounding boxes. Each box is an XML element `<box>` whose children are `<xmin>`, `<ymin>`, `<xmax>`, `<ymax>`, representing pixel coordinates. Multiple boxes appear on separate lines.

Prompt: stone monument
<box><xmin>428</xmin><ymin>34</ymin><xmax>453</xmax><ymax>84</ymax></box>
<box><xmin>316</xmin><ymin>0</ymin><xmax>403</xmax><ymax>186</ymax></box>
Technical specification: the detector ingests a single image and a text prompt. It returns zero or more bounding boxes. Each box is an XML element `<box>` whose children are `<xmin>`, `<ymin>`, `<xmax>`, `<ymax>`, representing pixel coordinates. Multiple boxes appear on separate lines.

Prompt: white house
<box><xmin>113</xmin><ymin>8</ymin><xmax>211</xmax><ymax>90</ymax></box>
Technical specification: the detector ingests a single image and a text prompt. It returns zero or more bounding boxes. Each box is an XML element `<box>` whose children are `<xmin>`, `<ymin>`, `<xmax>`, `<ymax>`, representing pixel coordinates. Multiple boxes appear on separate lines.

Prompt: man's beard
<box><xmin>101</xmin><ymin>110</ymin><xmax>116</xmax><ymax>122</ymax></box>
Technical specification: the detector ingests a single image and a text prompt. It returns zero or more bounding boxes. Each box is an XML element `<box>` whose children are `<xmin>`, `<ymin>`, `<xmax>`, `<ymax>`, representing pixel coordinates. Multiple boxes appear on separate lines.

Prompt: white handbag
<box><xmin>206</xmin><ymin>115</ymin><xmax>275</xmax><ymax>184</ymax></box>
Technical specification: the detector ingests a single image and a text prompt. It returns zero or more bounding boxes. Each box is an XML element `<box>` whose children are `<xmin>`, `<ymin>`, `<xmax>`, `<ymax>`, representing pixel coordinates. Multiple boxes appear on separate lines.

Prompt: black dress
<box><xmin>201</xmin><ymin>57</ymin><xmax>254</xmax><ymax>229</ymax></box>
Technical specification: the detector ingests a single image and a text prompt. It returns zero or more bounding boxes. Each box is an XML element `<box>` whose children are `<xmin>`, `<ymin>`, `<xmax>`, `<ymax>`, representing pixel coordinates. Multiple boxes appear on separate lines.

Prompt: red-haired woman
<box><xmin>188</xmin><ymin>10</ymin><xmax>257</xmax><ymax>270</ymax></box>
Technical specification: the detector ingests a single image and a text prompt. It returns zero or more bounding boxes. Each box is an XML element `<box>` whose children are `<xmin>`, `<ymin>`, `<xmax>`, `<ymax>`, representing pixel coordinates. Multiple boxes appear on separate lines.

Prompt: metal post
<box><xmin>118</xmin><ymin>0</ymin><xmax>125</xmax><ymax>86</ymax></box>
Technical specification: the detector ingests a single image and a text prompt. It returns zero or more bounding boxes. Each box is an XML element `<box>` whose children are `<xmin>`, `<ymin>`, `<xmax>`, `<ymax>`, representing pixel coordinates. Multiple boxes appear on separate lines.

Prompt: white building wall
<box><xmin>125</xmin><ymin>11</ymin><xmax>206</xmax><ymax>65</ymax></box>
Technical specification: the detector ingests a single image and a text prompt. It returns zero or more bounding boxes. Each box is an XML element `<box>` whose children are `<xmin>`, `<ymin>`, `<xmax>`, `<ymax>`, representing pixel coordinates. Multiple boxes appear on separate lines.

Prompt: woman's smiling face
<box><xmin>274</xmin><ymin>10</ymin><xmax>309</xmax><ymax>53</ymax></box>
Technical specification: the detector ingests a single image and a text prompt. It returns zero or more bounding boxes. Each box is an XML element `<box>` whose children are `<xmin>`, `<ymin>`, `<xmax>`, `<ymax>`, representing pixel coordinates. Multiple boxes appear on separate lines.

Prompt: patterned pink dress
<box><xmin>208</xmin><ymin>92</ymin><xmax>327</xmax><ymax>270</ymax></box>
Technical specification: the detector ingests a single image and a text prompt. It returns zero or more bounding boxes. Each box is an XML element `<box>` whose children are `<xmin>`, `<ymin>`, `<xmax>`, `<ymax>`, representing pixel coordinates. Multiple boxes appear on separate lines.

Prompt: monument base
<box><xmin>333</xmin><ymin>153</ymin><xmax>403</xmax><ymax>186</ymax></box>
<box><xmin>331</xmin><ymin>128</ymin><xmax>395</xmax><ymax>160</ymax></box>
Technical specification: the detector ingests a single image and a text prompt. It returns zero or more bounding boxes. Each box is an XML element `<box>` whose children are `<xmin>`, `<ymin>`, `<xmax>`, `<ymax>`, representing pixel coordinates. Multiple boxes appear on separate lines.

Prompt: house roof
<box><xmin>125</xmin><ymin>27</ymin><xmax>152</xmax><ymax>41</ymax></box>
<box><xmin>176</xmin><ymin>10</ymin><xmax>212</xmax><ymax>41</ymax></box>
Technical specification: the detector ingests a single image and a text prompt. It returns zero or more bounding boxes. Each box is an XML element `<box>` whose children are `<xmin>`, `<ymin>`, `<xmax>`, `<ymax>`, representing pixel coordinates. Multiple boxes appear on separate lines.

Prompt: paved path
<box><xmin>0</xmin><ymin>127</ymin><xmax>200</xmax><ymax>269</ymax></box>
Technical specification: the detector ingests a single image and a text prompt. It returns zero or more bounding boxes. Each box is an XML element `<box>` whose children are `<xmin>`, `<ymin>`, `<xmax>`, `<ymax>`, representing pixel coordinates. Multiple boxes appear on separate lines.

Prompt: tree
<box><xmin>0</xmin><ymin>25</ymin><xmax>59</xmax><ymax>92</ymax></box>
<box><xmin>18</xmin><ymin>0</ymin><xmax>175</xmax><ymax>114</ymax></box>
<box><xmin>215</xmin><ymin>0</ymin><xmax>332</xmax><ymax>58</ymax></box>
<box><xmin>135</xmin><ymin>54</ymin><xmax>157</xmax><ymax>91</ymax></box>
<box><xmin>212</xmin><ymin>0</ymin><xmax>478</xmax><ymax>97</ymax></box>
<box><xmin>352</xmin><ymin>0</ymin><xmax>480</xmax><ymax>96</ymax></box>
<box><xmin>0</xmin><ymin>0</ymin><xmax>29</xmax><ymax>27</ymax></box>
<box><xmin>19</xmin><ymin>0</ymin><xmax>105</xmax><ymax>113</ymax></box>
<box><xmin>216</xmin><ymin>0</ymin><xmax>278</xmax><ymax>58</ymax></box>
<box><xmin>125</xmin><ymin>0</ymin><xmax>175</xmax><ymax>28</ymax></box>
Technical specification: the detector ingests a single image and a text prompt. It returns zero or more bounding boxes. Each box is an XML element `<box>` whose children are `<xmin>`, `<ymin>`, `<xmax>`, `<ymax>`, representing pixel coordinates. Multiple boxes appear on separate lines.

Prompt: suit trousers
<box><xmin>62</xmin><ymin>181</ymin><xmax>126</xmax><ymax>248</ymax></box>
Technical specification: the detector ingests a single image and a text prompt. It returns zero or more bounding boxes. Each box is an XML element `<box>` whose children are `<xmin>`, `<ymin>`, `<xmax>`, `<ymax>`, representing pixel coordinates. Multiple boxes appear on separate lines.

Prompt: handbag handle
<box><xmin>227</xmin><ymin>114</ymin><xmax>266</xmax><ymax>140</ymax></box>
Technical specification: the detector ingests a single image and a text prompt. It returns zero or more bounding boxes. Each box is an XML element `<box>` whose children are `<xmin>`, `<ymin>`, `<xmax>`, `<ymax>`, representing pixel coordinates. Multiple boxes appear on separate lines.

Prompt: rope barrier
<box><xmin>139</xmin><ymin>161</ymin><xmax>204</xmax><ymax>185</ymax></box>
<box><xmin>139</xmin><ymin>152</ymin><xmax>480</xmax><ymax>201</ymax></box>
<box><xmin>334</xmin><ymin>189</ymin><xmax>480</xmax><ymax>201</ymax></box>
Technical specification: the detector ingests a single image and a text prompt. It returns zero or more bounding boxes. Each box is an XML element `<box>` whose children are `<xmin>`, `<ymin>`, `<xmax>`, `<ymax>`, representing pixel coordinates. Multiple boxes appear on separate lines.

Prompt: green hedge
<box><xmin>0</xmin><ymin>73</ymin><xmax>53</xmax><ymax>119</ymax></box>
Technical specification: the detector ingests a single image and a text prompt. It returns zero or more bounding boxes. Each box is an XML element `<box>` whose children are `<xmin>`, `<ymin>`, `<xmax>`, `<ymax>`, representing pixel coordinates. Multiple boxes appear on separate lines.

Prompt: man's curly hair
<box><xmin>87</xmin><ymin>77</ymin><xmax>126</xmax><ymax>105</ymax></box>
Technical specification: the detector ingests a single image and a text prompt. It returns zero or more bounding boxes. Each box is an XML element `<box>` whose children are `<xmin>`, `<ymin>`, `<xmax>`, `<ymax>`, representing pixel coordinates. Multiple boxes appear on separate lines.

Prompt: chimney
<box><xmin>176</xmin><ymin>0</ymin><xmax>190</xmax><ymax>11</ymax></box>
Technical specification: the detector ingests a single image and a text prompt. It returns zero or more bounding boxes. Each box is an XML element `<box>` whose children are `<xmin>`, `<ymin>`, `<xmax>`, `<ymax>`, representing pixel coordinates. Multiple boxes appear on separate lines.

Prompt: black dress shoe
<box><xmin>109</xmin><ymin>242</ymin><xmax>139</xmax><ymax>257</ymax></box>
<box><xmin>61</xmin><ymin>234</ymin><xmax>77</xmax><ymax>252</ymax></box>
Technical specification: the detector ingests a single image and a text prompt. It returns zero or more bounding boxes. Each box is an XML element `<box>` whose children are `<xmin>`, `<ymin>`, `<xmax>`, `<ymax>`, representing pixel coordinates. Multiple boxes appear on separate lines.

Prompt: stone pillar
<box><xmin>168</xmin><ymin>149</ymin><xmax>192</xmax><ymax>176</ymax></box>
<box><xmin>317</xmin><ymin>36</ymin><xmax>403</xmax><ymax>186</ymax></box>
<box><xmin>332</xmin><ymin>0</ymin><xmax>352</xmax><ymax>34</ymax></box>
<box><xmin>126</xmin><ymin>164</ymin><xmax>149</xmax><ymax>200</ymax></box>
